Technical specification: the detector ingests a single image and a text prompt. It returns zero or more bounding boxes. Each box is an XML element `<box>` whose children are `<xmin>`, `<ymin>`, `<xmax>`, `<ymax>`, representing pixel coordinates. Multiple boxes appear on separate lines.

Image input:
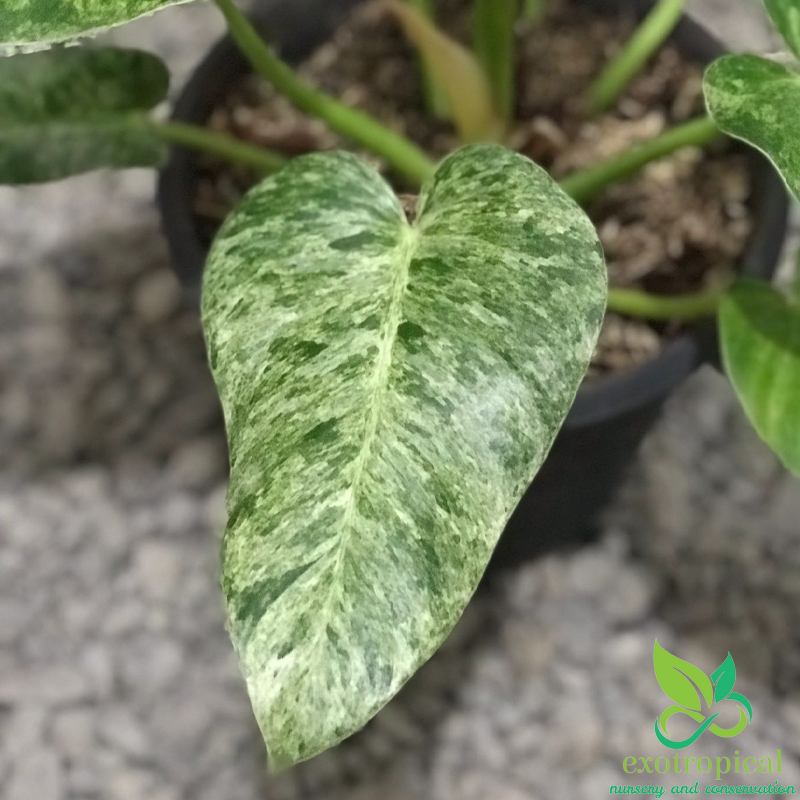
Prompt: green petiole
<box><xmin>559</xmin><ymin>116</ymin><xmax>720</xmax><ymax>204</ymax></box>
<box><xmin>606</xmin><ymin>285</ymin><xmax>725</xmax><ymax>321</ymax></box>
<box><xmin>588</xmin><ymin>0</ymin><xmax>689</xmax><ymax>115</ymax></box>
<box><xmin>473</xmin><ymin>0</ymin><xmax>517</xmax><ymax>121</ymax></box>
<box><xmin>153</xmin><ymin>120</ymin><xmax>287</xmax><ymax>174</ymax></box>
<box><xmin>211</xmin><ymin>0</ymin><xmax>436</xmax><ymax>186</ymax></box>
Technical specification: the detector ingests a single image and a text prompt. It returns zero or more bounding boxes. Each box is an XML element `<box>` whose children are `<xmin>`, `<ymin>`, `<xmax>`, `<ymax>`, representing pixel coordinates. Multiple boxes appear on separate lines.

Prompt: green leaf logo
<box><xmin>712</xmin><ymin>653</ymin><xmax>736</xmax><ymax>702</ymax></box>
<box><xmin>653</xmin><ymin>639</ymin><xmax>713</xmax><ymax>712</ymax></box>
<box><xmin>653</xmin><ymin>640</ymin><xmax>753</xmax><ymax>749</ymax></box>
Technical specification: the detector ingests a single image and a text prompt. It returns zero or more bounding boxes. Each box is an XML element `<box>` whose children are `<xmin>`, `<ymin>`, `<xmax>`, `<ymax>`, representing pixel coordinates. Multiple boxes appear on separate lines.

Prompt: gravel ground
<box><xmin>2</xmin><ymin>2</ymin><xmax>799</xmax><ymax>799</ymax></box>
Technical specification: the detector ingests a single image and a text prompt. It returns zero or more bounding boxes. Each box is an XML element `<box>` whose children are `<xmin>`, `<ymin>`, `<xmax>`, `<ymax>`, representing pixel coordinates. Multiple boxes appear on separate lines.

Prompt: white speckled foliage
<box><xmin>704</xmin><ymin>55</ymin><xmax>800</xmax><ymax>201</ymax></box>
<box><xmin>0</xmin><ymin>47</ymin><xmax>169</xmax><ymax>184</ymax></box>
<box><xmin>703</xmin><ymin>0</ymin><xmax>800</xmax><ymax>204</ymax></box>
<box><xmin>202</xmin><ymin>144</ymin><xmax>607</xmax><ymax>767</ymax></box>
<box><xmin>0</xmin><ymin>0</ymin><xmax>192</xmax><ymax>50</ymax></box>
<box><xmin>704</xmin><ymin>1</ymin><xmax>800</xmax><ymax>478</ymax></box>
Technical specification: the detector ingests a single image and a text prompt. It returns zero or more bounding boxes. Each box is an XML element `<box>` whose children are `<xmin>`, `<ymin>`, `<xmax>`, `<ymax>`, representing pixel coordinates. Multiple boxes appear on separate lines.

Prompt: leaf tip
<box><xmin>266</xmin><ymin>747</ymin><xmax>298</xmax><ymax>775</ymax></box>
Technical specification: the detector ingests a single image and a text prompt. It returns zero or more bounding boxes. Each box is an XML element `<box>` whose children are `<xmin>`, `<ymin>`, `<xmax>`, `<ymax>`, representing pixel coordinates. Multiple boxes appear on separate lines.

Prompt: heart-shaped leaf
<box><xmin>719</xmin><ymin>279</ymin><xmax>800</xmax><ymax>477</ymax></box>
<box><xmin>711</xmin><ymin>652</ymin><xmax>736</xmax><ymax>702</ymax></box>
<box><xmin>0</xmin><ymin>0</ymin><xmax>190</xmax><ymax>51</ymax></box>
<box><xmin>653</xmin><ymin>640</ymin><xmax>713</xmax><ymax>712</ymax></box>
<box><xmin>704</xmin><ymin>54</ymin><xmax>800</xmax><ymax>201</ymax></box>
<box><xmin>203</xmin><ymin>144</ymin><xmax>607</xmax><ymax>767</ymax></box>
<box><xmin>0</xmin><ymin>47</ymin><xmax>169</xmax><ymax>184</ymax></box>
<box><xmin>765</xmin><ymin>0</ymin><xmax>800</xmax><ymax>59</ymax></box>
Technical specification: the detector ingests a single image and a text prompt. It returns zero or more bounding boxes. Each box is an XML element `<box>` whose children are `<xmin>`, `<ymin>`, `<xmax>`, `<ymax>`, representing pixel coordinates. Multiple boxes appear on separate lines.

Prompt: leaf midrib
<box><xmin>317</xmin><ymin>219</ymin><xmax>420</xmax><ymax>630</ymax></box>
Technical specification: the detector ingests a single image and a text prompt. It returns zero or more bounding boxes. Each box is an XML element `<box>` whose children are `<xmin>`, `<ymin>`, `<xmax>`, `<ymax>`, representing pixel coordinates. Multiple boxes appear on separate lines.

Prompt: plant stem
<box><xmin>211</xmin><ymin>0</ymin><xmax>436</xmax><ymax>186</ymax></box>
<box><xmin>559</xmin><ymin>116</ymin><xmax>720</xmax><ymax>205</ymax></box>
<box><xmin>473</xmin><ymin>0</ymin><xmax>516</xmax><ymax>120</ymax></box>
<box><xmin>408</xmin><ymin>0</ymin><xmax>449</xmax><ymax>119</ymax></box>
<box><xmin>606</xmin><ymin>285</ymin><xmax>724</xmax><ymax>320</ymax></box>
<box><xmin>588</xmin><ymin>0</ymin><xmax>689</xmax><ymax>115</ymax></box>
<box><xmin>153</xmin><ymin>121</ymin><xmax>287</xmax><ymax>173</ymax></box>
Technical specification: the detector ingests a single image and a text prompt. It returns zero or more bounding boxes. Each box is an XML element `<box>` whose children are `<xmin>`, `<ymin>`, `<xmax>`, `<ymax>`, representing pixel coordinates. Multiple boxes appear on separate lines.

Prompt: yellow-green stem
<box><xmin>589</xmin><ymin>0</ymin><xmax>689</xmax><ymax>115</ymax></box>
<box><xmin>559</xmin><ymin>116</ymin><xmax>720</xmax><ymax>204</ymax></box>
<box><xmin>153</xmin><ymin>120</ymin><xmax>286</xmax><ymax>173</ymax></box>
<box><xmin>607</xmin><ymin>285</ymin><xmax>724</xmax><ymax>320</ymax></box>
<box><xmin>211</xmin><ymin>0</ymin><xmax>436</xmax><ymax>186</ymax></box>
<box><xmin>408</xmin><ymin>0</ymin><xmax>449</xmax><ymax>119</ymax></box>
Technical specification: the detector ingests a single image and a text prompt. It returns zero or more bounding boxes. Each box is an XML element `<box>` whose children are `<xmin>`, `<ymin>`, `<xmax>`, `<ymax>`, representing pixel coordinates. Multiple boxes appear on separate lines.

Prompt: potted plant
<box><xmin>1</xmin><ymin>0</ymin><xmax>798</xmax><ymax>771</ymax></box>
<box><xmin>158</xmin><ymin>0</ymin><xmax>789</xmax><ymax>563</ymax></box>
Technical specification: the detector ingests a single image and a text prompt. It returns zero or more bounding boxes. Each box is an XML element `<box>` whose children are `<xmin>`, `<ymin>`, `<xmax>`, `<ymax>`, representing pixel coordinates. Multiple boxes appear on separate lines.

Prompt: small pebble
<box><xmin>131</xmin><ymin>270</ymin><xmax>183</xmax><ymax>324</ymax></box>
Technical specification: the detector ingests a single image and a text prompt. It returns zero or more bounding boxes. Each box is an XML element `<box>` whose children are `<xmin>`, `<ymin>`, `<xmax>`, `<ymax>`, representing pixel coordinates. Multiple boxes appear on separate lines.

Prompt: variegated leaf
<box><xmin>0</xmin><ymin>0</ymin><xmax>190</xmax><ymax>50</ymax></box>
<box><xmin>719</xmin><ymin>279</ymin><xmax>800</xmax><ymax>478</ymax></box>
<box><xmin>764</xmin><ymin>0</ymin><xmax>800</xmax><ymax>58</ymax></box>
<box><xmin>704</xmin><ymin>55</ymin><xmax>800</xmax><ymax>201</ymax></box>
<box><xmin>203</xmin><ymin>144</ymin><xmax>607</xmax><ymax>767</ymax></box>
<box><xmin>0</xmin><ymin>48</ymin><xmax>169</xmax><ymax>183</ymax></box>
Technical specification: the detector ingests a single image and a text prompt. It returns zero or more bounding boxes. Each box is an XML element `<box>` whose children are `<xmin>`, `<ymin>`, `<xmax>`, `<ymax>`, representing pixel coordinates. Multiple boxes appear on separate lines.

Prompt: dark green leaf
<box><xmin>0</xmin><ymin>121</ymin><xmax>166</xmax><ymax>184</ymax></box>
<box><xmin>704</xmin><ymin>54</ymin><xmax>800</xmax><ymax>201</ymax></box>
<box><xmin>0</xmin><ymin>46</ymin><xmax>169</xmax><ymax>117</ymax></box>
<box><xmin>711</xmin><ymin>653</ymin><xmax>736</xmax><ymax>702</ymax></box>
<box><xmin>0</xmin><ymin>0</ymin><xmax>189</xmax><ymax>50</ymax></box>
<box><xmin>0</xmin><ymin>48</ymin><xmax>169</xmax><ymax>183</ymax></box>
<box><xmin>765</xmin><ymin>0</ymin><xmax>800</xmax><ymax>58</ymax></box>
<box><xmin>719</xmin><ymin>279</ymin><xmax>800</xmax><ymax>477</ymax></box>
<box><xmin>203</xmin><ymin>144</ymin><xmax>607</xmax><ymax>766</ymax></box>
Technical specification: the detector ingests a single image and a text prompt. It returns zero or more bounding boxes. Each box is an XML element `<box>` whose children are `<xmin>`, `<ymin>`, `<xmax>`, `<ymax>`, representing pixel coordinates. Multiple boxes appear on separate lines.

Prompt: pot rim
<box><xmin>157</xmin><ymin>0</ymin><xmax>790</xmax><ymax>430</ymax></box>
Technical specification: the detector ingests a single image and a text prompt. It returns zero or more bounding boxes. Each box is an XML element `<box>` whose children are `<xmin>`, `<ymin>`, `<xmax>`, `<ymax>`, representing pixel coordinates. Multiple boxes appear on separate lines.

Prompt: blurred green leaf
<box><xmin>388</xmin><ymin>1</ymin><xmax>504</xmax><ymax>143</ymax></box>
<box><xmin>764</xmin><ymin>0</ymin><xmax>800</xmax><ymax>58</ymax></box>
<box><xmin>0</xmin><ymin>46</ymin><xmax>169</xmax><ymax>117</ymax></box>
<box><xmin>719</xmin><ymin>279</ymin><xmax>800</xmax><ymax>478</ymax></box>
<box><xmin>0</xmin><ymin>47</ymin><xmax>169</xmax><ymax>183</ymax></box>
<box><xmin>0</xmin><ymin>0</ymin><xmax>191</xmax><ymax>51</ymax></box>
<box><xmin>704</xmin><ymin>54</ymin><xmax>800</xmax><ymax>202</ymax></box>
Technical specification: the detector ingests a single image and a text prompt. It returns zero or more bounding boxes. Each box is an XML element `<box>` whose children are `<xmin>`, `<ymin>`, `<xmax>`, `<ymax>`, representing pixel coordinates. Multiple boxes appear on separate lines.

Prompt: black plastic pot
<box><xmin>158</xmin><ymin>0</ymin><xmax>789</xmax><ymax>568</ymax></box>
